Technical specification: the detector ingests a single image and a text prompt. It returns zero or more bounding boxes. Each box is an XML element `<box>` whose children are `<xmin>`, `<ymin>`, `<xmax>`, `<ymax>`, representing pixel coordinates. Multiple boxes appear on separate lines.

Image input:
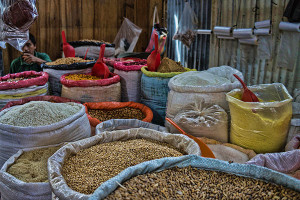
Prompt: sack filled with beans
<box><xmin>84</xmin><ymin>102</ymin><xmax>153</xmax><ymax>136</ymax></box>
<box><xmin>89</xmin><ymin>155</ymin><xmax>300</xmax><ymax>200</ymax></box>
<box><xmin>48</xmin><ymin>128</ymin><xmax>201</xmax><ymax>199</ymax></box>
<box><xmin>60</xmin><ymin>72</ymin><xmax>121</xmax><ymax>103</ymax></box>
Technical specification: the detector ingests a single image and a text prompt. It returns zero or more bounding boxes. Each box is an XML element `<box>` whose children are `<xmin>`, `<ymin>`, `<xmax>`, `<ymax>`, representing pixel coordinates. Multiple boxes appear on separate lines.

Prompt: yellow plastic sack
<box><xmin>226</xmin><ymin>83</ymin><xmax>292</xmax><ymax>153</ymax></box>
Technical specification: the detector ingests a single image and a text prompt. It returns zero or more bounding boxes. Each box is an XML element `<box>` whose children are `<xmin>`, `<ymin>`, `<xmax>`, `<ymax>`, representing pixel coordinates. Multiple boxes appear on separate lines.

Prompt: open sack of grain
<box><xmin>141</xmin><ymin>58</ymin><xmax>196</xmax><ymax>126</ymax></box>
<box><xmin>0</xmin><ymin>101</ymin><xmax>90</xmax><ymax>168</ymax></box>
<box><xmin>0</xmin><ymin>71</ymin><xmax>49</xmax><ymax>109</ymax></box>
<box><xmin>113</xmin><ymin>59</ymin><xmax>146</xmax><ymax>102</ymax></box>
<box><xmin>42</xmin><ymin>57</ymin><xmax>96</xmax><ymax>96</ymax></box>
<box><xmin>0</xmin><ymin>144</ymin><xmax>63</xmax><ymax>200</ymax></box>
<box><xmin>60</xmin><ymin>72</ymin><xmax>121</xmax><ymax>103</ymax></box>
<box><xmin>48</xmin><ymin>128</ymin><xmax>201</xmax><ymax>199</ymax></box>
<box><xmin>68</xmin><ymin>40</ymin><xmax>115</xmax><ymax>59</ymax></box>
<box><xmin>166</xmin><ymin>66</ymin><xmax>243</xmax><ymax>126</ymax></box>
<box><xmin>89</xmin><ymin>155</ymin><xmax>300</xmax><ymax>200</ymax></box>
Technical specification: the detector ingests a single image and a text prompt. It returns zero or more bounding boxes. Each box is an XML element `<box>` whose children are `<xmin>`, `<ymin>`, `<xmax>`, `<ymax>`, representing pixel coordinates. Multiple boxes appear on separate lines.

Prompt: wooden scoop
<box><xmin>147</xmin><ymin>33</ymin><xmax>161</xmax><ymax>72</ymax></box>
<box><xmin>166</xmin><ymin>117</ymin><xmax>215</xmax><ymax>158</ymax></box>
<box><xmin>233</xmin><ymin>74</ymin><xmax>259</xmax><ymax>102</ymax></box>
<box><xmin>61</xmin><ymin>30</ymin><xmax>75</xmax><ymax>57</ymax></box>
<box><xmin>91</xmin><ymin>44</ymin><xmax>110</xmax><ymax>78</ymax></box>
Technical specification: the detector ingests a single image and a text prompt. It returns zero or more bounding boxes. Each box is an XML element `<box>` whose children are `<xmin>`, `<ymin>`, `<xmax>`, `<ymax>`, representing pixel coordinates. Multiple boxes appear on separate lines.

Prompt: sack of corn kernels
<box><xmin>166</xmin><ymin>66</ymin><xmax>243</xmax><ymax>122</ymax></box>
<box><xmin>60</xmin><ymin>72</ymin><xmax>121</xmax><ymax>103</ymax></box>
<box><xmin>0</xmin><ymin>101</ymin><xmax>90</xmax><ymax>168</ymax></box>
<box><xmin>0</xmin><ymin>95</ymin><xmax>81</xmax><ymax>111</ymax></box>
<box><xmin>114</xmin><ymin>59</ymin><xmax>146</xmax><ymax>102</ymax></box>
<box><xmin>167</xmin><ymin>100</ymin><xmax>228</xmax><ymax>143</ymax></box>
<box><xmin>141</xmin><ymin>65</ymin><xmax>195</xmax><ymax>126</ymax></box>
<box><xmin>0</xmin><ymin>144</ymin><xmax>63</xmax><ymax>200</ymax></box>
<box><xmin>0</xmin><ymin>71</ymin><xmax>49</xmax><ymax>109</ymax></box>
<box><xmin>88</xmin><ymin>155</ymin><xmax>300</xmax><ymax>200</ymax></box>
<box><xmin>48</xmin><ymin>128</ymin><xmax>201</xmax><ymax>199</ymax></box>
<box><xmin>42</xmin><ymin>57</ymin><xmax>96</xmax><ymax>96</ymax></box>
<box><xmin>68</xmin><ymin>40</ymin><xmax>115</xmax><ymax>59</ymax></box>
<box><xmin>96</xmin><ymin>119</ymin><xmax>167</xmax><ymax>133</ymax></box>
<box><xmin>84</xmin><ymin>102</ymin><xmax>153</xmax><ymax>136</ymax></box>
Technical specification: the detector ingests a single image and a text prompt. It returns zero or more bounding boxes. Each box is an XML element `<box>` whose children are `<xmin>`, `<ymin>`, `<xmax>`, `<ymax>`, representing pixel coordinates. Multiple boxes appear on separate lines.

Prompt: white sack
<box><xmin>74</xmin><ymin>46</ymin><xmax>115</xmax><ymax>59</ymax></box>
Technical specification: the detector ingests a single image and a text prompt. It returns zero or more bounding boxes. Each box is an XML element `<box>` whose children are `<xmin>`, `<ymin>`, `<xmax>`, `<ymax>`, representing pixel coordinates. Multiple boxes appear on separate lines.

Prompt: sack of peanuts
<box><xmin>60</xmin><ymin>72</ymin><xmax>121</xmax><ymax>103</ymax></box>
<box><xmin>114</xmin><ymin>59</ymin><xmax>147</xmax><ymax>102</ymax></box>
<box><xmin>0</xmin><ymin>95</ymin><xmax>80</xmax><ymax>112</ymax></box>
<box><xmin>68</xmin><ymin>40</ymin><xmax>115</xmax><ymax>59</ymax></box>
<box><xmin>96</xmin><ymin>119</ymin><xmax>167</xmax><ymax>133</ymax></box>
<box><xmin>0</xmin><ymin>71</ymin><xmax>49</xmax><ymax>109</ymax></box>
<box><xmin>88</xmin><ymin>155</ymin><xmax>300</xmax><ymax>199</ymax></box>
<box><xmin>0</xmin><ymin>101</ymin><xmax>90</xmax><ymax>168</ymax></box>
<box><xmin>0</xmin><ymin>144</ymin><xmax>63</xmax><ymax>200</ymax></box>
<box><xmin>84</xmin><ymin>102</ymin><xmax>153</xmax><ymax>136</ymax></box>
<box><xmin>42</xmin><ymin>57</ymin><xmax>96</xmax><ymax>96</ymax></box>
<box><xmin>140</xmin><ymin>65</ymin><xmax>195</xmax><ymax>126</ymax></box>
<box><xmin>48</xmin><ymin>128</ymin><xmax>201</xmax><ymax>199</ymax></box>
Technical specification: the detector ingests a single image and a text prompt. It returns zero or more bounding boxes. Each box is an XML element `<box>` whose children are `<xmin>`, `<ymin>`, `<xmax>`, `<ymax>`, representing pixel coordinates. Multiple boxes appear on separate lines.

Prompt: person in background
<box><xmin>10</xmin><ymin>33</ymin><xmax>51</xmax><ymax>73</ymax></box>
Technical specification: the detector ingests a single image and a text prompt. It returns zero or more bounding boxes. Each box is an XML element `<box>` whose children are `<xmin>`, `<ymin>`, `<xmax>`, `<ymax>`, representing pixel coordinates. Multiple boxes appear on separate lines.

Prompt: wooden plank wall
<box><xmin>2</xmin><ymin>0</ymin><xmax>166</xmax><ymax>74</ymax></box>
<box><xmin>209</xmin><ymin>0</ymin><xmax>299</xmax><ymax>95</ymax></box>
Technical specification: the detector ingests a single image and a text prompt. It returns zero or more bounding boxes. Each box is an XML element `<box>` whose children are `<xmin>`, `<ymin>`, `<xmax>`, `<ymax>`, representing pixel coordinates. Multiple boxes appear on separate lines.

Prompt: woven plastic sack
<box><xmin>227</xmin><ymin>83</ymin><xmax>293</xmax><ymax>153</ymax></box>
<box><xmin>169</xmin><ymin>100</ymin><xmax>228</xmax><ymax>143</ymax></box>
<box><xmin>285</xmin><ymin>135</ymin><xmax>300</xmax><ymax>151</ymax></box>
<box><xmin>141</xmin><ymin>66</ymin><xmax>195</xmax><ymax>126</ymax></box>
<box><xmin>166</xmin><ymin>66</ymin><xmax>243</xmax><ymax>122</ymax></box>
<box><xmin>0</xmin><ymin>144</ymin><xmax>62</xmax><ymax>200</ymax></box>
<box><xmin>0</xmin><ymin>83</ymin><xmax>48</xmax><ymax>110</ymax></box>
<box><xmin>89</xmin><ymin>155</ymin><xmax>300</xmax><ymax>200</ymax></box>
<box><xmin>41</xmin><ymin>60</ymin><xmax>96</xmax><ymax>96</ymax></box>
<box><xmin>68</xmin><ymin>41</ymin><xmax>115</xmax><ymax>59</ymax></box>
<box><xmin>114</xmin><ymin>59</ymin><xmax>146</xmax><ymax>102</ymax></box>
<box><xmin>96</xmin><ymin>119</ymin><xmax>167</xmax><ymax>134</ymax></box>
<box><xmin>48</xmin><ymin>128</ymin><xmax>201</xmax><ymax>200</ymax></box>
<box><xmin>0</xmin><ymin>95</ymin><xmax>81</xmax><ymax>111</ymax></box>
<box><xmin>0</xmin><ymin>102</ymin><xmax>90</xmax><ymax>168</ymax></box>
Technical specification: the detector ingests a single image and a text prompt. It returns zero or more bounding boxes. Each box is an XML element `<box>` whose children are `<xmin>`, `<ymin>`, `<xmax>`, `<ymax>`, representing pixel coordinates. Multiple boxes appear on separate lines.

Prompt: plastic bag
<box><xmin>257</xmin><ymin>35</ymin><xmax>272</xmax><ymax>60</ymax></box>
<box><xmin>0</xmin><ymin>0</ymin><xmax>38</xmax><ymax>51</ymax></box>
<box><xmin>173</xmin><ymin>2</ymin><xmax>198</xmax><ymax>48</ymax></box>
<box><xmin>113</xmin><ymin>18</ymin><xmax>142</xmax><ymax>55</ymax></box>
<box><xmin>145</xmin><ymin>6</ymin><xmax>168</xmax><ymax>55</ymax></box>
<box><xmin>285</xmin><ymin>134</ymin><xmax>300</xmax><ymax>151</ymax></box>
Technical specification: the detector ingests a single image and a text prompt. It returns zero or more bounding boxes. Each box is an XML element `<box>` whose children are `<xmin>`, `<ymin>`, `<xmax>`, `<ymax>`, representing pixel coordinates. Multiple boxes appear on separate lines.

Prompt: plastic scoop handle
<box><xmin>233</xmin><ymin>74</ymin><xmax>259</xmax><ymax>102</ymax></box>
<box><xmin>165</xmin><ymin>117</ymin><xmax>215</xmax><ymax>158</ymax></box>
<box><xmin>84</xmin><ymin>48</ymin><xmax>89</xmax><ymax>60</ymax></box>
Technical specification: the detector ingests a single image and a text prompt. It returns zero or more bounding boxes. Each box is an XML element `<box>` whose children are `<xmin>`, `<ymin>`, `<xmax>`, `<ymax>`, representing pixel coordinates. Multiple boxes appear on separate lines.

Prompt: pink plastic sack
<box><xmin>114</xmin><ymin>59</ymin><xmax>147</xmax><ymax>71</ymax></box>
<box><xmin>285</xmin><ymin>135</ymin><xmax>300</xmax><ymax>151</ymax></box>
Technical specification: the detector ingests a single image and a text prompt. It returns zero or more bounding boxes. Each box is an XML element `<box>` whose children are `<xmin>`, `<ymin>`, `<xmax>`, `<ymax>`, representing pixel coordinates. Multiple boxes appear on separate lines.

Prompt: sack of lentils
<box><xmin>68</xmin><ymin>40</ymin><xmax>115</xmax><ymax>59</ymax></box>
<box><xmin>0</xmin><ymin>101</ymin><xmax>91</xmax><ymax>168</ymax></box>
<box><xmin>0</xmin><ymin>71</ymin><xmax>49</xmax><ymax>109</ymax></box>
<box><xmin>41</xmin><ymin>57</ymin><xmax>96</xmax><ymax>96</ymax></box>
<box><xmin>0</xmin><ymin>144</ymin><xmax>63</xmax><ymax>200</ymax></box>
<box><xmin>113</xmin><ymin>59</ymin><xmax>146</xmax><ymax>102</ymax></box>
<box><xmin>48</xmin><ymin>128</ymin><xmax>201</xmax><ymax>199</ymax></box>
<box><xmin>141</xmin><ymin>59</ymin><xmax>196</xmax><ymax>126</ymax></box>
<box><xmin>60</xmin><ymin>72</ymin><xmax>121</xmax><ymax>103</ymax></box>
<box><xmin>89</xmin><ymin>155</ymin><xmax>300</xmax><ymax>200</ymax></box>
<box><xmin>0</xmin><ymin>95</ymin><xmax>81</xmax><ymax>111</ymax></box>
<box><xmin>84</xmin><ymin>102</ymin><xmax>153</xmax><ymax>136</ymax></box>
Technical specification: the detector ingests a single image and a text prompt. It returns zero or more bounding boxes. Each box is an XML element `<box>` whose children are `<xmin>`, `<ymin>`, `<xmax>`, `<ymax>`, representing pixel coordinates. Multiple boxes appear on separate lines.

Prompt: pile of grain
<box><xmin>62</xmin><ymin>139</ymin><xmax>185</xmax><ymax>194</ymax></box>
<box><xmin>46</xmin><ymin>57</ymin><xmax>93</xmax><ymax>65</ymax></box>
<box><xmin>79</xmin><ymin>39</ymin><xmax>111</xmax><ymax>44</ymax></box>
<box><xmin>65</xmin><ymin>74</ymin><xmax>101</xmax><ymax>81</ymax></box>
<box><xmin>88</xmin><ymin>107</ymin><xmax>145</xmax><ymax>121</ymax></box>
<box><xmin>157</xmin><ymin>57</ymin><xmax>186</xmax><ymax>73</ymax></box>
<box><xmin>0</xmin><ymin>75</ymin><xmax>39</xmax><ymax>83</ymax></box>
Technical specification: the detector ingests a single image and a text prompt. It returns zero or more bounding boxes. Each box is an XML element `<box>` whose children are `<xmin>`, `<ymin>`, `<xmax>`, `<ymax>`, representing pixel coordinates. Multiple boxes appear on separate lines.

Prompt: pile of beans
<box><xmin>62</xmin><ymin>139</ymin><xmax>185</xmax><ymax>194</ymax></box>
<box><xmin>46</xmin><ymin>57</ymin><xmax>93</xmax><ymax>65</ymax></box>
<box><xmin>7</xmin><ymin>146</ymin><xmax>61</xmax><ymax>182</ymax></box>
<box><xmin>64</xmin><ymin>74</ymin><xmax>101</xmax><ymax>81</ymax></box>
<box><xmin>0</xmin><ymin>75</ymin><xmax>39</xmax><ymax>83</ymax></box>
<box><xmin>88</xmin><ymin>107</ymin><xmax>145</xmax><ymax>121</ymax></box>
<box><xmin>105</xmin><ymin>166</ymin><xmax>300</xmax><ymax>199</ymax></box>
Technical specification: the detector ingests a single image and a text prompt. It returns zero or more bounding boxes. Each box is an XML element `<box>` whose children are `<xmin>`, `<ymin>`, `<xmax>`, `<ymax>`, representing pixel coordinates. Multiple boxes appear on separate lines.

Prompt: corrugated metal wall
<box><xmin>167</xmin><ymin>0</ymin><xmax>211</xmax><ymax>71</ymax></box>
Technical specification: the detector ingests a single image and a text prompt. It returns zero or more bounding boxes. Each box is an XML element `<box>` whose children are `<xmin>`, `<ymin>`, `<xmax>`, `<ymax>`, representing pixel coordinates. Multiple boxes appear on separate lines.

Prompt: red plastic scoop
<box><xmin>233</xmin><ymin>74</ymin><xmax>259</xmax><ymax>102</ymax></box>
<box><xmin>147</xmin><ymin>33</ymin><xmax>161</xmax><ymax>72</ymax></box>
<box><xmin>62</xmin><ymin>31</ymin><xmax>75</xmax><ymax>57</ymax></box>
<box><xmin>166</xmin><ymin>117</ymin><xmax>215</xmax><ymax>159</ymax></box>
<box><xmin>84</xmin><ymin>48</ymin><xmax>89</xmax><ymax>60</ymax></box>
<box><xmin>91</xmin><ymin>44</ymin><xmax>110</xmax><ymax>78</ymax></box>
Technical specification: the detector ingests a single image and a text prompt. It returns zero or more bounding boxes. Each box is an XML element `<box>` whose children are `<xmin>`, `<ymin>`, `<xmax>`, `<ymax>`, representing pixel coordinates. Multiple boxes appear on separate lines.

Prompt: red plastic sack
<box><xmin>0</xmin><ymin>71</ymin><xmax>48</xmax><ymax>90</ymax></box>
<box><xmin>114</xmin><ymin>59</ymin><xmax>147</xmax><ymax>71</ymax></box>
<box><xmin>104</xmin><ymin>57</ymin><xmax>145</xmax><ymax>67</ymax></box>
<box><xmin>0</xmin><ymin>95</ymin><xmax>81</xmax><ymax>111</ymax></box>
<box><xmin>84</xmin><ymin>101</ymin><xmax>153</xmax><ymax>127</ymax></box>
<box><xmin>60</xmin><ymin>72</ymin><xmax>120</xmax><ymax>87</ymax></box>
